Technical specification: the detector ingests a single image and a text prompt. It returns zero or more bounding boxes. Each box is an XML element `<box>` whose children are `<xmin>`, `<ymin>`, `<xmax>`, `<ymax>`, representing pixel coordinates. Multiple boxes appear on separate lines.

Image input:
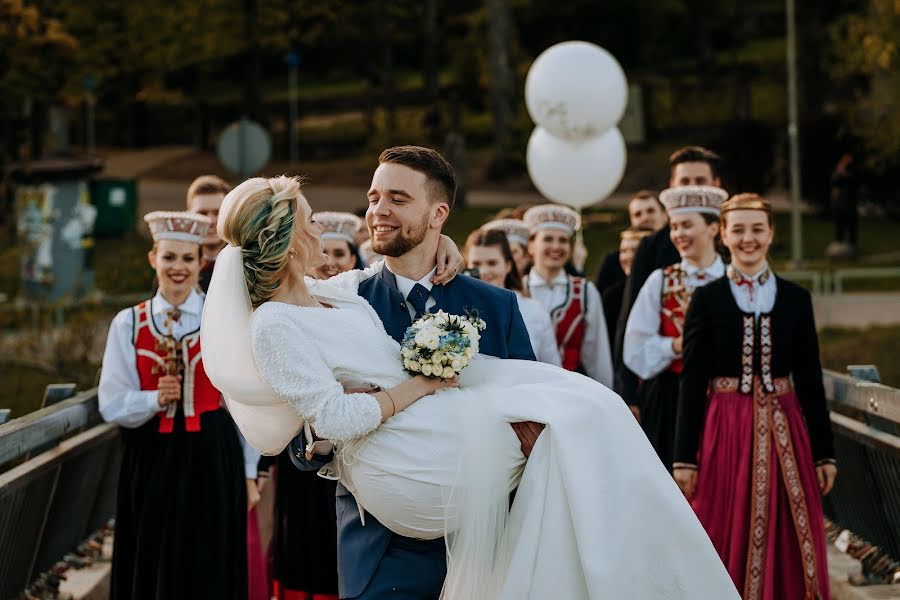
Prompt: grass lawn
<box><xmin>818</xmin><ymin>325</ymin><xmax>900</xmax><ymax>388</ymax></box>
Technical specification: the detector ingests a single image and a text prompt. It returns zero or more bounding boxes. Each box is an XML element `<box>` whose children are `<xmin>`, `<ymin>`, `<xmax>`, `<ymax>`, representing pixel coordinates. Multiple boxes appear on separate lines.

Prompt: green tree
<box><xmin>0</xmin><ymin>0</ymin><xmax>79</xmax><ymax>158</ymax></box>
<box><xmin>829</xmin><ymin>0</ymin><xmax>900</xmax><ymax>169</ymax></box>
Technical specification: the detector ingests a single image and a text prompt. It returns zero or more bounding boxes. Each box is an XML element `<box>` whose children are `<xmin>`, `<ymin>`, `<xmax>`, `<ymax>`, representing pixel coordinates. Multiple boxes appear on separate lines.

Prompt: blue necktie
<box><xmin>406</xmin><ymin>283</ymin><xmax>430</xmax><ymax>320</ymax></box>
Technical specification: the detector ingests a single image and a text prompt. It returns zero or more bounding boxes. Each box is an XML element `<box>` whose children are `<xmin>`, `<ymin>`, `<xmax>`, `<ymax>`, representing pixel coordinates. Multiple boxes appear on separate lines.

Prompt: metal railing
<box><xmin>0</xmin><ymin>390</ymin><xmax>120</xmax><ymax>600</ymax></box>
<box><xmin>823</xmin><ymin>369</ymin><xmax>900</xmax><ymax>567</ymax></box>
<box><xmin>0</xmin><ymin>370</ymin><xmax>898</xmax><ymax>595</ymax></box>
<box><xmin>833</xmin><ymin>267</ymin><xmax>900</xmax><ymax>295</ymax></box>
<box><xmin>780</xmin><ymin>269</ymin><xmax>828</xmax><ymax>296</ymax></box>
<box><xmin>778</xmin><ymin>267</ymin><xmax>900</xmax><ymax>296</ymax></box>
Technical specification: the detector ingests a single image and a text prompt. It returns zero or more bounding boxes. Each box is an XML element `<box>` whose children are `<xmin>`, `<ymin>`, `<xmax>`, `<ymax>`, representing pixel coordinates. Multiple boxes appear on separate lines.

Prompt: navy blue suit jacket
<box><xmin>290</xmin><ymin>268</ymin><xmax>535</xmax><ymax>598</ymax></box>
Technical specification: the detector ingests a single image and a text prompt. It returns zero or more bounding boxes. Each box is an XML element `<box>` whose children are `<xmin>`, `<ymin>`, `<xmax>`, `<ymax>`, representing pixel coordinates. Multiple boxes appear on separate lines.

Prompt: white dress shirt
<box><xmin>99</xmin><ymin>289</ymin><xmax>259</xmax><ymax>478</ymax></box>
<box><xmin>527</xmin><ymin>270</ymin><xmax>613</xmax><ymax>386</ymax></box>
<box><xmin>393</xmin><ymin>267</ymin><xmax>438</xmax><ymax>321</ymax></box>
<box><xmin>514</xmin><ymin>291</ymin><xmax>563</xmax><ymax>367</ymax></box>
<box><xmin>728</xmin><ymin>263</ymin><xmax>777</xmax><ymax>318</ymax></box>
<box><xmin>624</xmin><ymin>256</ymin><xmax>725</xmax><ymax>380</ymax></box>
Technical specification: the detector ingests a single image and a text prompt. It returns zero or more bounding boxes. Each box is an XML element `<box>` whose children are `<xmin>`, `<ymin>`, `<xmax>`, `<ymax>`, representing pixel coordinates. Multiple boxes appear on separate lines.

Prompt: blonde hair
<box><xmin>219</xmin><ymin>175</ymin><xmax>316</xmax><ymax>307</ymax></box>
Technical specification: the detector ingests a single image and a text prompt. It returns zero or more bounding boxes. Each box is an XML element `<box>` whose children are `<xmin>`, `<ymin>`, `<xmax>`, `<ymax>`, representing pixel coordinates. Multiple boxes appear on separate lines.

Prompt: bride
<box><xmin>202</xmin><ymin>175</ymin><xmax>739</xmax><ymax>599</ymax></box>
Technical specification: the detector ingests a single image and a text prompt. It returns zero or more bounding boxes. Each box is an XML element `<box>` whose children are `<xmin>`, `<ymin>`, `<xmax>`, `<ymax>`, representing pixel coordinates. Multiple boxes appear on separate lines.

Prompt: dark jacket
<box><xmin>674</xmin><ymin>276</ymin><xmax>835</xmax><ymax>466</ymax></box>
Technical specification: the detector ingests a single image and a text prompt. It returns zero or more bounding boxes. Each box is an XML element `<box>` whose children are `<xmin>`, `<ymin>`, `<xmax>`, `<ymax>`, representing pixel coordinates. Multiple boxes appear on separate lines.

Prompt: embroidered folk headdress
<box><xmin>481</xmin><ymin>219</ymin><xmax>531</xmax><ymax>248</ymax></box>
<box><xmin>659</xmin><ymin>186</ymin><xmax>728</xmax><ymax>217</ymax></box>
<box><xmin>144</xmin><ymin>211</ymin><xmax>212</xmax><ymax>244</ymax></box>
<box><xmin>313</xmin><ymin>211</ymin><xmax>363</xmax><ymax>245</ymax></box>
<box><xmin>721</xmin><ymin>193</ymin><xmax>772</xmax><ymax>216</ymax></box>
<box><xmin>522</xmin><ymin>204</ymin><xmax>581</xmax><ymax>237</ymax></box>
<box><xmin>620</xmin><ymin>228</ymin><xmax>653</xmax><ymax>242</ymax></box>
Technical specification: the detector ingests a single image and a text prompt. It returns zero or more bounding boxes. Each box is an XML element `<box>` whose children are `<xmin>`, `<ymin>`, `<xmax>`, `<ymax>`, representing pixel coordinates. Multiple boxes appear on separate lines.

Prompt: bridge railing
<box><xmin>0</xmin><ymin>390</ymin><xmax>120</xmax><ymax>600</ymax></box>
<box><xmin>823</xmin><ymin>369</ymin><xmax>900</xmax><ymax>567</ymax></box>
<box><xmin>0</xmin><ymin>369</ymin><xmax>898</xmax><ymax>595</ymax></box>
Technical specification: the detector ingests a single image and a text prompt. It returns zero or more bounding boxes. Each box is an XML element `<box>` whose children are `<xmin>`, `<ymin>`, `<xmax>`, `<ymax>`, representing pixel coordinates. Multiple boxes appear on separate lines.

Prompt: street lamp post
<box><xmin>286</xmin><ymin>51</ymin><xmax>301</xmax><ymax>168</ymax></box>
<box><xmin>786</xmin><ymin>0</ymin><xmax>803</xmax><ymax>266</ymax></box>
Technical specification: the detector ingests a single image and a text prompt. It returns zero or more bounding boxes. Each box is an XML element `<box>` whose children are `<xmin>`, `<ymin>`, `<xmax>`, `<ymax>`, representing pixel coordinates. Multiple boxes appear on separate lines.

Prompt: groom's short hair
<box><xmin>379</xmin><ymin>145</ymin><xmax>458</xmax><ymax>210</ymax></box>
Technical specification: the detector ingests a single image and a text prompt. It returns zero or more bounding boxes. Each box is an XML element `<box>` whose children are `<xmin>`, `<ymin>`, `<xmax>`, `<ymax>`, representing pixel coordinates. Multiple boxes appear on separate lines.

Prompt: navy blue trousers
<box><xmin>350</xmin><ymin>535</ymin><xmax>446</xmax><ymax>600</ymax></box>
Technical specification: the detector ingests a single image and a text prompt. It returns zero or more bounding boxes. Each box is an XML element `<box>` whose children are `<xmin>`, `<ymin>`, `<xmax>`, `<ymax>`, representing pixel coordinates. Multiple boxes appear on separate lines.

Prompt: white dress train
<box><xmin>202</xmin><ymin>249</ymin><xmax>739</xmax><ymax>600</ymax></box>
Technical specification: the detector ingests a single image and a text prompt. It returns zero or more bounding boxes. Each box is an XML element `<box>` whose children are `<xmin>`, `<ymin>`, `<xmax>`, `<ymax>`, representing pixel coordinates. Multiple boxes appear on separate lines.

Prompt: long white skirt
<box><xmin>337</xmin><ymin>358</ymin><xmax>740</xmax><ymax>600</ymax></box>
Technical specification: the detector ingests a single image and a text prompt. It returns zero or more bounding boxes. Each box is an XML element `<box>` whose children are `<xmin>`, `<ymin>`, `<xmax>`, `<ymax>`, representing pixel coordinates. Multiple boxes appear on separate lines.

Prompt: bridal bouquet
<box><xmin>401</xmin><ymin>310</ymin><xmax>486</xmax><ymax>379</ymax></box>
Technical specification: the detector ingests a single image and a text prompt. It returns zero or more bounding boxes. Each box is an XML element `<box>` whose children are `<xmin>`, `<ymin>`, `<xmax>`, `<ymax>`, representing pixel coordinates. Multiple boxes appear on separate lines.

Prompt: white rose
<box><xmin>432</xmin><ymin>351</ymin><xmax>445</xmax><ymax>364</ymax></box>
<box><xmin>422</xmin><ymin>363</ymin><xmax>433</xmax><ymax>376</ymax></box>
<box><xmin>415</xmin><ymin>329</ymin><xmax>437</xmax><ymax>348</ymax></box>
<box><xmin>442</xmin><ymin>366</ymin><xmax>456</xmax><ymax>379</ymax></box>
<box><xmin>408</xmin><ymin>360</ymin><xmax>421</xmax><ymax>372</ymax></box>
<box><xmin>425</xmin><ymin>335</ymin><xmax>440</xmax><ymax>350</ymax></box>
<box><xmin>451</xmin><ymin>359</ymin><xmax>463</xmax><ymax>371</ymax></box>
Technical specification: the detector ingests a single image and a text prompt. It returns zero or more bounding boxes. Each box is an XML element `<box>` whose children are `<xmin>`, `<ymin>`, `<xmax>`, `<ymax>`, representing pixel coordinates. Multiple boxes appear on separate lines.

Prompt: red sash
<box><xmin>132</xmin><ymin>300</ymin><xmax>221</xmax><ymax>433</ymax></box>
<box><xmin>659</xmin><ymin>265</ymin><xmax>691</xmax><ymax>374</ymax></box>
<box><xmin>550</xmin><ymin>276</ymin><xmax>587</xmax><ymax>372</ymax></box>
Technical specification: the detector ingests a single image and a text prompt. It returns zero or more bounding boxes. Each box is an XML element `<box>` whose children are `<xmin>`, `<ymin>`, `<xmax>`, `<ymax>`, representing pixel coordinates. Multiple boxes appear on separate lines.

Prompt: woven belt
<box><xmin>711</xmin><ymin>376</ymin><xmax>792</xmax><ymax>396</ymax></box>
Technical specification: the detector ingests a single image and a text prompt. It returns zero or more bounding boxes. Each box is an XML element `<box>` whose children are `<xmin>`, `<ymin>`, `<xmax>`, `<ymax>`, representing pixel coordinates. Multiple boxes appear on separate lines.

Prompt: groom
<box><xmin>291</xmin><ymin>145</ymin><xmax>539</xmax><ymax>599</ymax></box>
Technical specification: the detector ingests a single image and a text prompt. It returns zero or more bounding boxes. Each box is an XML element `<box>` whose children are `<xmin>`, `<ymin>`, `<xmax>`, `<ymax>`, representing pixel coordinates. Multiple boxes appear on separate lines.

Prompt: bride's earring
<box><xmin>289</xmin><ymin>248</ymin><xmax>297</xmax><ymax>258</ymax></box>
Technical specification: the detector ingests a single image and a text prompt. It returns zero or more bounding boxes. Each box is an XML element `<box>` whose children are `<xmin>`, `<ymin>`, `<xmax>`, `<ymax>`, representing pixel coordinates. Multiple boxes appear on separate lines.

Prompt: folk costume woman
<box><xmin>481</xmin><ymin>218</ymin><xmax>532</xmax><ymax>277</ymax></box>
<box><xmin>623</xmin><ymin>186</ymin><xmax>728</xmax><ymax>470</ymax></box>
<box><xmin>99</xmin><ymin>211</ymin><xmax>255</xmax><ymax>600</ymax></box>
<box><xmin>523</xmin><ymin>204</ymin><xmax>613</xmax><ymax>386</ymax></box>
<box><xmin>464</xmin><ymin>227</ymin><xmax>562</xmax><ymax>366</ymax></box>
<box><xmin>674</xmin><ymin>194</ymin><xmax>837</xmax><ymax>600</ymax></box>
<box><xmin>314</xmin><ymin>211</ymin><xmax>364</xmax><ymax>276</ymax></box>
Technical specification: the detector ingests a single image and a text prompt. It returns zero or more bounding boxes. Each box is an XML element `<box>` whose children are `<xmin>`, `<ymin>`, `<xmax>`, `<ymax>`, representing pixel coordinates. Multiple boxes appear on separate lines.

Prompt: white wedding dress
<box><xmin>202</xmin><ymin>247</ymin><xmax>739</xmax><ymax>600</ymax></box>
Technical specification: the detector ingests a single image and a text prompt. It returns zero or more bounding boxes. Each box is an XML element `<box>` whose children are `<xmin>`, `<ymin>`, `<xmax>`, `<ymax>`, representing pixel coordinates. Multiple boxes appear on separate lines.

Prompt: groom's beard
<box><xmin>371</xmin><ymin>216</ymin><xmax>429</xmax><ymax>257</ymax></box>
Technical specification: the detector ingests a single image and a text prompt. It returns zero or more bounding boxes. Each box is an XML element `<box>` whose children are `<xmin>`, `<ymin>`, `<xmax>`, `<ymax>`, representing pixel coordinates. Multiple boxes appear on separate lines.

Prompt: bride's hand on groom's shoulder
<box><xmin>431</xmin><ymin>234</ymin><xmax>464</xmax><ymax>285</ymax></box>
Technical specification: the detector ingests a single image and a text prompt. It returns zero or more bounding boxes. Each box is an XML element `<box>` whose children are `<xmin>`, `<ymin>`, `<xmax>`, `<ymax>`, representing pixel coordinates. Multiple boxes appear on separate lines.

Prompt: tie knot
<box><xmin>406</xmin><ymin>283</ymin><xmax>430</xmax><ymax>319</ymax></box>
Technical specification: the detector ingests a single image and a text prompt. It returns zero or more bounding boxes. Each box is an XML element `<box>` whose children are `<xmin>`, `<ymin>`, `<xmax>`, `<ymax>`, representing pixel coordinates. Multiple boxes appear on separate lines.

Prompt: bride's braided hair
<box><xmin>220</xmin><ymin>175</ymin><xmax>315</xmax><ymax>307</ymax></box>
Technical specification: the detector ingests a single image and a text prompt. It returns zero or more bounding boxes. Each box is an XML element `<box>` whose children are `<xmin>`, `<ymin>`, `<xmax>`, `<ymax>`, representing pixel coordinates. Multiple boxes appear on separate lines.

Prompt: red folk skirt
<box><xmin>690</xmin><ymin>376</ymin><xmax>829</xmax><ymax>600</ymax></box>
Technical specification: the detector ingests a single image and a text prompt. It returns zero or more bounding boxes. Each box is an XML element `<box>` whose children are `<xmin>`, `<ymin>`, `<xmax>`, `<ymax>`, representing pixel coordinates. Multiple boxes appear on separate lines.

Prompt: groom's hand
<box><xmin>511</xmin><ymin>421</ymin><xmax>544</xmax><ymax>458</ymax></box>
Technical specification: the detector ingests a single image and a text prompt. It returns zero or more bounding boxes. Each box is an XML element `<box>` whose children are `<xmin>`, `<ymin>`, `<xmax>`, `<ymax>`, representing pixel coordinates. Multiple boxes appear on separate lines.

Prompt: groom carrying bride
<box><xmin>203</xmin><ymin>145</ymin><xmax>739</xmax><ymax>600</ymax></box>
<box><xmin>291</xmin><ymin>146</ymin><xmax>541</xmax><ymax>600</ymax></box>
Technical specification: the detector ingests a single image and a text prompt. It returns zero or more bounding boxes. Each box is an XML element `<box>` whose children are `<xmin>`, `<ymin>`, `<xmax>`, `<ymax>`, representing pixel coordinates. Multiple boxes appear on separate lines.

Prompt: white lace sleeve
<box><xmin>250</xmin><ymin>308</ymin><xmax>383</xmax><ymax>442</ymax></box>
<box><xmin>306</xmin><ymin>260</ymin><xmax>384</xmax><ymax>293</ymax></box>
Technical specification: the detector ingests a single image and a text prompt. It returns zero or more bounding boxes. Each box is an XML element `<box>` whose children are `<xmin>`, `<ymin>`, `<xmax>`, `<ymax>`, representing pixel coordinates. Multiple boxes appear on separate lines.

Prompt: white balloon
<box><xmin>525</xmin><ymin>41</ymin><xmax>628</xmax><ymax>141</ymax></box>
<box><xmin>526</xmin><ymin>127</ymin><xmax>626</xmax><ymax>208</ymax></box>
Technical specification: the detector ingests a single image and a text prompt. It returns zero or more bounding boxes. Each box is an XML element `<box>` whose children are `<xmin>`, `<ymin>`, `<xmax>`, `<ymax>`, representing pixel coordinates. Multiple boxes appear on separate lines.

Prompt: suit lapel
<box><xmin>429</xmin><ymin>279</ymin><xmax>450</xmax><ymax>313</ymax></box>
<box><xmin>373</xmin><ymin>268</ymin><xmax>412</xmax><ymax>343</ymax></box>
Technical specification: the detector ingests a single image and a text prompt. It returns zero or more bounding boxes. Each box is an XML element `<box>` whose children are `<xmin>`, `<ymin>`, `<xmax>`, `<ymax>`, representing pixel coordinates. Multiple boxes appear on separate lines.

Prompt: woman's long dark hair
<box><xmin>463</xmin><ymin>229</ymin><xmax>524</xmax><ymax>292</ymax></box>
<box><xmin>701</xmin><ymin>212</ymin><xmax>731</xmax><ymax>263</ymax></box>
